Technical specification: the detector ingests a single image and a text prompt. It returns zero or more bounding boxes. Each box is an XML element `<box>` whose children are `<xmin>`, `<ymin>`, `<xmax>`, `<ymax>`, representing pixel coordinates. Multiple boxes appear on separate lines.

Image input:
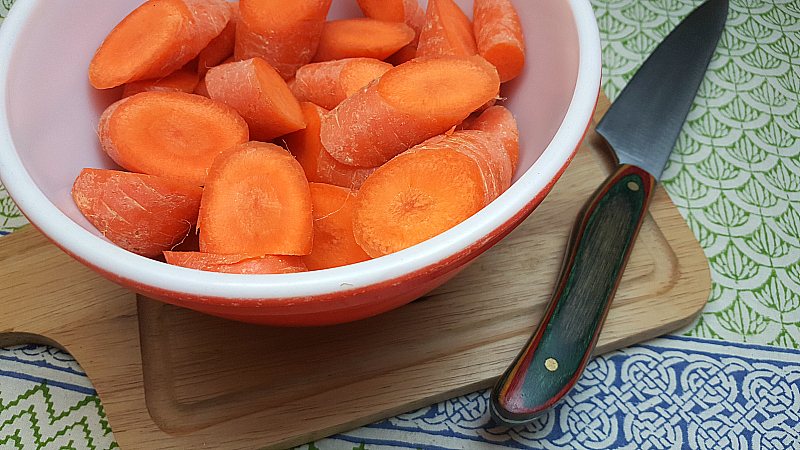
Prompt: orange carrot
<box><xmin>121</xmin><ymin>65</ymin><xmax>200</xmax><ymax>97</ymax></box>
<box><xmin>304</xmin><ymin>183</ymin><xmax>371</xmax><ymax>270</ymax></box>
<box><xmin>98</xmin><ymin>91</ymin><xmax>249</xmax><ymax>186</ymax></box>
<box><xmin>416</xmin><ymin>0</ymin><xmax>478</xmax><ymax>58</ymax></box>
<box><xmin>283</xmin><ymin>102</ymin><xmax>377</xmax><ymax>189</ymax></box>
<box><xmin>196</xmin><ymin>1</ymin><xmax>241</xmax><ymax>77</ymax></box>
<box><xmin>205</xmin><ymin>57</ymin><xmax>307</xmax><ymax>141</ymax></box>
<box><xmin>352</xmin><ymin>145</ymin><xmax>486</xmax><ymax>257</ymax></box>
<box><xmin>72</xmin><ymin>168</ymin><xmax>203</xmax><ymax>258</ymax></box>
<box><xmin>235</xmin><ymin>0</ymin><xmax>333</xmax><ymax>79</ymax></box>
<box><xmin>89</xmin><ymin>0</ymin><xmax>232</xmax><ymax>89</ymax></box>
<box><xmin>290</xmin><ymin>58</ymin><xmax>393</xmax><ymax>110</ymax></box>
<box><xmin>320</xmin><ymin>54</ymin><xmax>500</xmax><ymax>167</ymax></box>
<box><xmin>197</xmin><ymin>141</ymin><xmax>313</xmax><ymax>256</ymax></box>
<box><xmin>415</xmin><ymin>129</ymin><xmax>512</xmax><ymax>203</ymax></box>
<box><xmin>312</xmin><ymin>18</ymin><xmax>415</xmax><ymax>62</ymax></box>
<box><xmin>473</xmin><ymin>0</ymin><xmax>526</xmax><ymax>83</ymax></box>
<box><xmin>357</xmin><ymin>0</ymin><xmax>425</xmax><ymax>64</ymax></box>
<box><xmin>464</xmin><ymin>105</ymin><xmax>520</xmax><ymax>173</ymax></box>
<box><xmin>164</xmin><ymin>251</ymin><xmax>308</xmax><ymax>274</ymax></box>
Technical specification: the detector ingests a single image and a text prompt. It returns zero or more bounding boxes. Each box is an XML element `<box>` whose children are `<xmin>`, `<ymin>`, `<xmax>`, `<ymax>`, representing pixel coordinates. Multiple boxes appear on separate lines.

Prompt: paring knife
<box><xmin>489</xmin><ymin>0</ymin><xmax>728</xmax><ymax>427</ymax></box>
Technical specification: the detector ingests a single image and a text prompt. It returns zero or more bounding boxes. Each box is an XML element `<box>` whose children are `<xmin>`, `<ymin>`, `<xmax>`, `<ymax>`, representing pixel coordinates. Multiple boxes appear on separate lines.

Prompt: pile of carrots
<box><xmin>74</xmin><ymin>0</ymin><xmax>526</xmax><ymax>274</ymax></box>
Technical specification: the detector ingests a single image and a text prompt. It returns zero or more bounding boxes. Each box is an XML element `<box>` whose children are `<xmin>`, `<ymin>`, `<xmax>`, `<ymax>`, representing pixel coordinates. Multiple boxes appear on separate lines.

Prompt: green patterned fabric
<box><xmin>594</xmin><ymin>0</ymin><xmax>800</xmax><ymax>347</ymax></box>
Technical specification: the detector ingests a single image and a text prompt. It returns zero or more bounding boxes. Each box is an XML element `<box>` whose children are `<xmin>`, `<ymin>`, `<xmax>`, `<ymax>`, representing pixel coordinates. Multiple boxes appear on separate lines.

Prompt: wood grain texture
<box><xmin>0</xmin><ymin>92</ymin><xmax>711</xmax><ymax>449</ymax></box>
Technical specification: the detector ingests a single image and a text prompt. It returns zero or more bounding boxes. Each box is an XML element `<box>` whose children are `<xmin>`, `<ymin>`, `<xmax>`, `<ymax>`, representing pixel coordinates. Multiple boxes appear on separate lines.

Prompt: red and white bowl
<box><xmin>0</xmin><ymin>0</ymin><xmax>600</xmax><ymax>326</ymax></box>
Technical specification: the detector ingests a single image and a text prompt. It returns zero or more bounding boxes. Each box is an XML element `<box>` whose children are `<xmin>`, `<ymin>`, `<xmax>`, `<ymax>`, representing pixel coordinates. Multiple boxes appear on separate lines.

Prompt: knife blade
<box><xmin>489</xmin><ymin>0</ymin><xmax>728</xmax><ymax>427</ymax></box>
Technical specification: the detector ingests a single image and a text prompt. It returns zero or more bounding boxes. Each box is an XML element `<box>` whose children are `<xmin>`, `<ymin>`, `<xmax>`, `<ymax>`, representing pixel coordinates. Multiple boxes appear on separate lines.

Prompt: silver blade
<box><xmin>595</xmin><ymin>0</ymin><xmax>728</xmax><ymax>182</ymax></box>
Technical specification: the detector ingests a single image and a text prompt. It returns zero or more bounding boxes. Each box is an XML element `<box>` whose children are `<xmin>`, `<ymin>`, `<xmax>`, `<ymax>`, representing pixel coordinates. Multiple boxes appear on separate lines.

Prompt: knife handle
<box><xmin>489</xmin><ymin>163</ymin><xmax>656</xmax><ymax>426</ymax></box>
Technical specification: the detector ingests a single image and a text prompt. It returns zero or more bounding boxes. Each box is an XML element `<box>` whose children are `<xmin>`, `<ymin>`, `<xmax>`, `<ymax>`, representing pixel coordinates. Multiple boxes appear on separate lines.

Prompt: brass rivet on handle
<box><xmin>627</xmin><ymin>181</ymin><xmax>640</xmax><ymax>191</ymax></box>
<box><xmin>545</xmin><ymin>358</ymin><xmax>558</xmax><ymax>372</ymax></box>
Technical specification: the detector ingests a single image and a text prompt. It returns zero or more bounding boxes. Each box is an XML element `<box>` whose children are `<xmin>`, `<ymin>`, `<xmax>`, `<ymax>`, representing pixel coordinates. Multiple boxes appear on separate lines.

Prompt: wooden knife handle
<box><xmin>490</xmin><ymin>163</ymin><xmax>656</xmax><ymax>426</ymax></box>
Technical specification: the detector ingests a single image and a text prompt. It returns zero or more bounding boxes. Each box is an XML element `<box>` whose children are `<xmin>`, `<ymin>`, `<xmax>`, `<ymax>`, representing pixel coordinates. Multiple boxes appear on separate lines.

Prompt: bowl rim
<box><xmin>0</xmin><ymin>0</ymin><xmax>601</xmax><ymax>304</ymax></box>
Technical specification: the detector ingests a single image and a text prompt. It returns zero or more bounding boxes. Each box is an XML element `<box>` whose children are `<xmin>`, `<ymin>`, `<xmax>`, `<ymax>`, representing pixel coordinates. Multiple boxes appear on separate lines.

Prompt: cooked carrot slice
<box><xmin>312</xmin><ymin>18</ymin><xmax>415</xmax><ymax>62</ymax></box>
<box><xmin>164</xmin><ymin>251</ymin><xmax>308</xmax><ymax>274</ymax></box>
<box><xmin>356</xmin><ymin>0</ymin><xmax>425</xmax><ymax>63</ymax></box>
<box><xmin>72</xmin><ymin>168</ymin><xmax>203</xmax><ymax>258</ymax></box>
<box><xmin>196</xmin><ymin>1</ymin><xmax>241</xmax><ymax>77</ymax></box>
<box><xmin>290</xmin><ymin>58</ymin><xmax>393</xmax><ymax>110</ymax></box>
<box><xmin>98</xmin><ymin>91</ymin><xmax>249</xmax><ymax>186</ymax></box>
<box><xmin>320</xmin><ymin>55</ymin><xmax>500</xmax><ymax>167</ymax></box>
<box><xmin>352</xmin><ymin>146</ymin><xmax>485</xmax><ymax>257</ymax></box>
<box><xmin>283</xmin><ymin>103</ymin><xmax>376</xmax><ymax>189</ymax></box>
<box><xmin>121</xmin><ymin>65</ymin><xmax>200</xmax><ymax>97</ymax></box>
<box><xmin>89</xmin><ymin>0</ymin><xmax>232</xmax><ymax>89</ymax></box>
<box><xmin>304</xmin><ymin>183</ymin><xmax>371</xmax><ymax>270</ymax></box>
<box><xmin>416</xmin><ymin>129</ymin><xmax>512</xmax><ymax>203</ymax></box>
<box><xmin>197</xmin><ymin>141</ymin><xmax>313</xmax><ymax>256</ymax></box>
<box><xmin>416</xmin><ymin>0</ymin><xmax>478</xmax><ymax>58</ymax></box>
<box><xmin>205</xmin><ymin>57</ymin><xmax>306</xmax><ymax>141</ymax></box>
<box><xmin>235</xmin><ymin>0</ymin><xmax>333</xmax><ymax>79</ymax></box>
<box><xmin>465</xmin><ymin>105</ymin><xmax>520</xmax><ymax>173</ymax></box>
<box><xmin>473</xmin><ymin>0</ymin><xmax>526</xmax><ymax>82</ymax></box>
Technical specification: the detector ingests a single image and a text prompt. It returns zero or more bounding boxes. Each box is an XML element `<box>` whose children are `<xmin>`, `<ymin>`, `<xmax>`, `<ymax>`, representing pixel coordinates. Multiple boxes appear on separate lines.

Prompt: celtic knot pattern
<box><xmin>333</xmin><ymin>337</ymin><xmax>800</xmax><ymax>450</ymax></box>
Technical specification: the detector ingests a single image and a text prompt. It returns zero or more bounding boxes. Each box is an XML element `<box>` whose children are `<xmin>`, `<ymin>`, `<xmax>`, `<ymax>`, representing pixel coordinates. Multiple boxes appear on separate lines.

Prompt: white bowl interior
<box><xmin>0</xmin><ymin>0</ymin><xmax>599</xmax><ymax>301</ymax></box>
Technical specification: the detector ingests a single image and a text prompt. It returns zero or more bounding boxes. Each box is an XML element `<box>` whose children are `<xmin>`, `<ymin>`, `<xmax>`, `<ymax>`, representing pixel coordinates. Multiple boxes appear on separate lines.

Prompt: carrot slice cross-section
<box><xmin>198</xmin><ymin>141</ymin><xmax>313</xmax><ymax>256</ymax></box>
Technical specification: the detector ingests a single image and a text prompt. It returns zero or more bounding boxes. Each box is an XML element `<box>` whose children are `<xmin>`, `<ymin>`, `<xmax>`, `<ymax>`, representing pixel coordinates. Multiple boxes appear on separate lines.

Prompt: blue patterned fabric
<box><xmin>310</xmin><ymin>337</ymin><xmax>800</xmax><ymax>449</ymax></box>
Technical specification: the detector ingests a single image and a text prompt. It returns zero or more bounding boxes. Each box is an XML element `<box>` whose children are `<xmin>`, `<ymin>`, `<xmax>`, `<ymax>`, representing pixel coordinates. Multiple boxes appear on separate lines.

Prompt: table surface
<box><xmin>1</xmin><ymin>0</ymin><xmax>799</xmax><ymax>449</ymax></box>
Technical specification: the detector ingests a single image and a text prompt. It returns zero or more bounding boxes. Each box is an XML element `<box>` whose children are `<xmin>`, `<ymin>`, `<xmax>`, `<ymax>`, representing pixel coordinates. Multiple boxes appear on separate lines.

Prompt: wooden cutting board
<box><xmin>0</xmin><ymin>93</ymin><xmax>711</xmax><ymax>449</ymax></box>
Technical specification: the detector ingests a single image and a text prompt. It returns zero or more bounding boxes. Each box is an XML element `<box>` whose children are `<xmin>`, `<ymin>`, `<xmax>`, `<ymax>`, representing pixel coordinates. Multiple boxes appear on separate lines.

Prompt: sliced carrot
<box><xmin>235</xmin><ymin>0</ymin><xmax>333</xmax><ymax>79</ymax></box>
<box><xmin>283</xmin><ymin>103</ymin><xmax>376</xmax><ymax>189</ymax></box>
<box><xmin>473</xmin><ymin>0</ymin><xmax>526</xmax><ymax>83</ymax></box>
<box><xmin>72</xmin><ymin>168</ymin><xmax>203</xmax><ymax>258</ymax></box>
<box><xmin>205</xmin><ymin>57</ymin><xmax>306</xmax><ymax>141</ymax></box>
<box><xmin>196</xmin><ymin>1</ymin><xmax>241</xmax><ymax>77</ymax></box>
<box><xmin>164</xmin><ymin>251</ymin><xmax>308</xmax><ymax>274</ymax></box>
<box><xmin>320</xmin><ymin>55</ymin><xmax>500</xmax><ymax>167</ymax></box>
<box><xmin>304</xmin><ymin>183</ymin><xmax>371</xmax><ymax>270</ymax></box>
<box><xmin>464</xmin><ymin>105</ymin><xmax>520</xmax><ymax>173</ymax></box>
<box><xmin>357</xmin><ymin>0</ymin><xmax>425</xmax><ymax>64</ymax></box>
<box><xmin>312</xmin><ymin>18</ymin><xmax>415</xmax><ymax>62</ymax></box>
<box><xmin>415</xmin><ymin>129</ymin><xmax>512</xmax><ymax>203</ymax></box>
<box><xmin>121</xmin><ymin>65</ymin><xmax>200</xmax><ymax>97</ymax></box>
<box><xmin>197</xmin><ymin>141</ymin><xmax>313</xmax><ymax>256</ymax></box>
<box><xmin>416</xmin><ymin>0</ymin><xmax>478</xmax><ymax>58</ymax></box>
<box><xmin>89</xmin><ymin>0</ymin><xmax>232</xmax><ymax>89</ymax></box>
<box><xmin>98</xmin><ymin>91</ymin><xmax>249</xmax><ymax>186</ymax></box>
<box><xmin>290</xmin><ymin>58</ymin><xmax>393</xmax><ymax>110</ymax></box>
<box><xmin>352</xmin><ymin>146</ymin><xmax>485</xmax><ymax>257</ymax></box>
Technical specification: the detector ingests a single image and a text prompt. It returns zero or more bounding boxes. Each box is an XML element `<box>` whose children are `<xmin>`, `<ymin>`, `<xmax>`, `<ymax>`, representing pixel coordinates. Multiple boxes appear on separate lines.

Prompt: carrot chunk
<box><xmin>98</xmin><ymin>91</ymin><xmax>249</xmax><ymax>186</ymax></box>
<box><xmin>304</xmin><ymin>183</ymin><xmax>371</xmax><ymax>270</ymax></box>
<box><xmin>283</xmin><ymin>103</ymin><xmax>377</xmax><ymax>189</ymax></box>
<box><xmin>205</xmin><ymin>58</ymin><xmax>306</xmax><ymax>141</ymax></box>
<box><xmin>164</xmin><ymin>251</ymin><xmax>308</xmax><ymax>274</ymax></box>
<box><xmin>415</xmin><ymin>129</ymin><xmax>512</xmax><ymax>204</ymax></box>
<box><xmin>352</xmin><ymin>146</ymin><xmax>485</xmax><ymax>257</ymax></box>
<box><xmin>197</xmin><ymin>141</ymin><xmax>313</xmax><ymax>256</ymax></box>
<box><xmin>196</xmin><ymin>1</ymin><xmax>241</xmax><ymax>77</ymax></box>
<box><xmin>121</xmin><ymin>65</ymin><xmax>200</xmax><ymax>97</ymax></box>
<box><xmin>72</xmin><ymin>168</ymin><xmax>203</xmax><ymax>258</ymax></box>
<box><xmin>320</xmin><ymin>55</ymin><xmax>500</xmax><ymax>167</ymax></box>
<box><xmin>464</xmin><ymin>105</ymin><xmax>520</xmax><ymax>173</ymax></box>
<box><xmin>89</xmin><ymin>0</ymin><xmax>232</xmax><ymax>89</ymax></box>
<box><xmin>312</xmin><ymin>18</ymin><xmax>415</xmax><ymax>62</ymax></box>
<box><xmin>416</xmin><ymin>0</ymin><xmax>478</xmax><ymax>58</ymax></box>
<box><xmin>473</xmin><ymin>0</ymin><xmax>526</xmax><ymax>82</ymax></box>
<box><xmin>290</xmin><ymin>58</ymin><xmax>393</xmax><ymax>111</ymax></box>
<box><xmin>235</xmin><ymin>0</ymin><xmax>333</xmax><ymax>79</ymax></box>
<box><xmin>356</xmin><ymin>0</ymin><xmax>425</xmax><ymax>64</ymax></box>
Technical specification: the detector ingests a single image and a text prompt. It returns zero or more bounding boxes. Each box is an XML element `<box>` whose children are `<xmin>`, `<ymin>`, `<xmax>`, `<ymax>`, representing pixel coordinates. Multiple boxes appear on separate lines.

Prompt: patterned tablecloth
<box><xmin>1</xmin><ymin>0</ymin><xmax>800</xmax><ymax>448</ymax></box>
